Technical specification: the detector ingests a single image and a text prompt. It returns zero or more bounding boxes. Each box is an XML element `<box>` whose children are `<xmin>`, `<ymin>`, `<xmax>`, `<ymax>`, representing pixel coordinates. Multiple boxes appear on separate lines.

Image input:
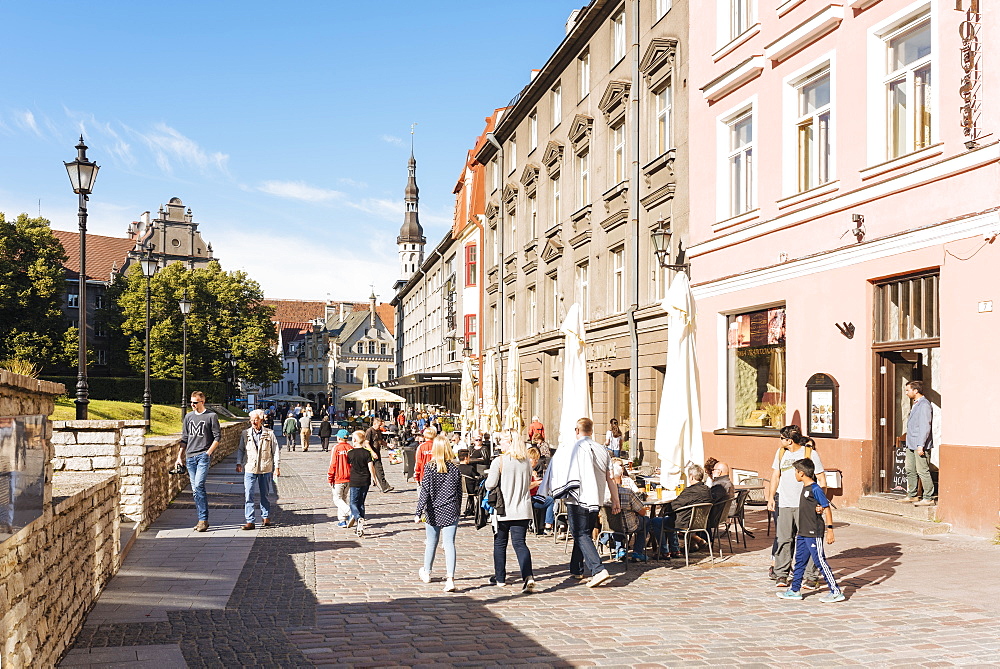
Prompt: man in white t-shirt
<box><xmin>767</xmin><ymin>426</ymin><xmax>827</xmax><ymax>589</ymax></box>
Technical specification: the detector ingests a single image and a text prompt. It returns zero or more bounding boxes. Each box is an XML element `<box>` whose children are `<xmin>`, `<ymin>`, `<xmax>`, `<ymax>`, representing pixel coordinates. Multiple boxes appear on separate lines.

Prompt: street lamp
<box><xmin>64</xmin><ymin>136</ymin><xmax>100</xmax><ymax>420</ymax></box>
<box><xmin>179</xmin><ymin>290</ymin><xmax>193</xmax><ymax>421</ymax></box>
<box><xmin>139</xmin><ymin>250</ymin><xmax>158</xmax><ymax>428</ymax></box>
<box><xmin>651</xmin><ymin>214</ymin><xmax>690</xmax><ymax>271</ymax></box>
<box><xmin>223</xmin><ymin>350</ymin><xmax>234</xmax><ymax>408</ymax></box>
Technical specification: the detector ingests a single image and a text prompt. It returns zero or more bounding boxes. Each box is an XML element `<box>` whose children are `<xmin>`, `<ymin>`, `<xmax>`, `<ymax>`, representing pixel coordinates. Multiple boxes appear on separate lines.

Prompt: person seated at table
<box><xmin>456</xmin><ymin>448</ymin><xmax>482</xmax><ymax>517</ymax></box>
<box><xmin>528</xmin><ymin>446</ymin><xmax>555</xmax><ymax>534</ymax></box>
<box><xmin>650</xmin><ymin>464</ymin><xmax>713</xmax><ymax>558</ymax></box>
<box><xmin>704</xmin><ymin>457</ymin><xmax>719</xmax><ymax>486</ymax></box>
<box><xmin>613</xmin><ymin>458</ymin><xmax>641</xmax><ymax>493</ymax></box>
<box><xmin>710</xmin><ymin>461</ymin><xmax>735</xmax><ymax>500</ymax></box>
<box><xmin>609</xmin><ymin>462</ymin><xmax>650</xmax><ymax>561</ymax></box>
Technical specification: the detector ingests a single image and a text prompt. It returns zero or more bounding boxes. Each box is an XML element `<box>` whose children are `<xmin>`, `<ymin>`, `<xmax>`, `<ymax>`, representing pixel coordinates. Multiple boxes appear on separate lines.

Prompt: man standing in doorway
<box><xmin>541</xmin><ymin>417</ymin><xmax>620</xmax><ymax>588</ymax></box>
<box><xmin>175</xmin><ymin>391</ymin><xmax>222</xmax><ymax>532</ymax></box>
<box><xmin>365</xmin><ymin>416</ymin><xmax>394</xmax><ymax>492</ymax></box>
<box><xmin>236</xmin><ymin>409</ymin><xmax>280</xmax><ymax>530</ymax></box>
<box><xmin>903</xmin><ymin>380</ymin><xmax>935</xmax><ymax>506</ymax></box>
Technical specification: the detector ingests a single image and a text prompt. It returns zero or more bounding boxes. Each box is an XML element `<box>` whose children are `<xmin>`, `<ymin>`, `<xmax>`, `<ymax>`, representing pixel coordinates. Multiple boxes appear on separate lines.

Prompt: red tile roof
<box><xmin>51</xmin><ymin>229</ymin><xmax>137</xmax><ymax>282</ymax></box>
<box><xmin>262</xmin><ymin>299</ymin><xmax>329</xmax><ymax>323</ymax></box>
<box><xmin>350</xmin><ymin>302</ymin><xmax>396</xmax><ymax>335</ymax></box>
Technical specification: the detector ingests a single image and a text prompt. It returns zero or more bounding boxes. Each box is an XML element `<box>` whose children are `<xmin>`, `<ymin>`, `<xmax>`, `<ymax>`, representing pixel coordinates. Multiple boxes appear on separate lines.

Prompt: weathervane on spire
<box><xmin>410</xmin><ymin>122</ymin><xmax>417</xmax><ymax>153</ymax></box>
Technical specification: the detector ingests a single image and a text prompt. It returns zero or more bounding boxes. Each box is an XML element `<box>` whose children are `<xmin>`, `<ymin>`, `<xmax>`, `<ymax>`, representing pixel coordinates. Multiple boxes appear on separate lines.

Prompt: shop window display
<box><xmin>728</xmin><ymin>307</ymin><xmax>786</xmax><ymax>429</ymax></box>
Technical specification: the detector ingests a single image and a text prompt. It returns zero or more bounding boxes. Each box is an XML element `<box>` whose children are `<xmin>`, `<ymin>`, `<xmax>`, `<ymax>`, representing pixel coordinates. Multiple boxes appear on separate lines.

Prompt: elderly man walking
<box><xmin>299</xmin><ymin>412</ymin><xmax>313</xmax><ymax>452</ymax></box>
<box><xmin>236</xmin><ymin>409</ymin><xmax>280</xmax><ymax>530</ymax></box>
<box><xmin>541</xmin><ymin>417</ymin><xmax>620</xmax><ymax>587</ymax></box>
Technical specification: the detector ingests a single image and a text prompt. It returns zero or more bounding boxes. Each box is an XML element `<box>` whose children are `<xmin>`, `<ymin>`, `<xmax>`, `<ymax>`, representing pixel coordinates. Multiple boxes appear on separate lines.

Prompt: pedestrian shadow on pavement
<box><xmin>829</xmin><ymin>542</ymin><xmax>902</xmax><ymax>590</ymax></box>
<box><xmin>311</xmin><ymin>596</ymin><xmax>575</xmax><ymax>666</ymax></box>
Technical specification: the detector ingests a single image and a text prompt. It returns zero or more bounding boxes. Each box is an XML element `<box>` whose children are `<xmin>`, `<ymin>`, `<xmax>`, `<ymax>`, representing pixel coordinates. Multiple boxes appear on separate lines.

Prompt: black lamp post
<box><xmin>229</xmin><ymin>356</ymin><xmax>238</xmax><ymax>407</ymax></box>
<box><xmin>139</xmin><ymin>251</ymin><xmax>158</xmax><ymax>428</ymax></box>
<box><xmin>64</xmin><ymin>136</ymin><xmax>100</xmax><ymax>420</ymax></box>
<box><xmin>651</xmin><ymin>214</ymin><xmax>690</xmax><ymax>271</ymax></box>
<box><xmin>179</xmin><ymin>290</ymin><xmax>193</xmax><ymax>421</ymax></box>
<box><xmin>223</xmin><ymin>350</ymin><xmax>233</xmax><ymax>408</ymax></box>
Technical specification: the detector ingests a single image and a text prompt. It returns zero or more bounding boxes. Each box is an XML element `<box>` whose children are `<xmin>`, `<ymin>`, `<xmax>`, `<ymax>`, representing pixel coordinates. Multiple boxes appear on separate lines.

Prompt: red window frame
<box><xmin>464</xmin><ymin>314</ymin><xmax>477</xmax><ymax>350</ymax></box>
<box><xmin>465</xmin><ymin>244</ymin><xmax>478</xmax><ymax>286</ymax></box>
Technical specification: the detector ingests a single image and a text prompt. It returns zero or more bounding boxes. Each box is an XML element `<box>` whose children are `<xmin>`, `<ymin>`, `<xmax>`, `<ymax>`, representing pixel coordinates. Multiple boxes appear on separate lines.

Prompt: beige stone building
<box><xmin>475</xmin><ymin>0</ymin><xmax>689</xmax><ymax>459</ymax></box>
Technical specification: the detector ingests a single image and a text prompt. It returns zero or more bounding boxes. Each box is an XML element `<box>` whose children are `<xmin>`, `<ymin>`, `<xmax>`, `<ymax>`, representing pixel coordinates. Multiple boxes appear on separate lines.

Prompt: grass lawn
<box><xmin>51</xmin><ymin>398</ymin><xmax>244</xmax><ymax>436</ymax></box>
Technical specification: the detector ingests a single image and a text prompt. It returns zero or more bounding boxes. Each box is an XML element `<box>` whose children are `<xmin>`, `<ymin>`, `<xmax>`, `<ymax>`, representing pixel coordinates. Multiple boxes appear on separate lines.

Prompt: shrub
<box><xmin>41</xmin><ymin>376</ymin><xmax>227</xmax><ymax>405</ymax></box>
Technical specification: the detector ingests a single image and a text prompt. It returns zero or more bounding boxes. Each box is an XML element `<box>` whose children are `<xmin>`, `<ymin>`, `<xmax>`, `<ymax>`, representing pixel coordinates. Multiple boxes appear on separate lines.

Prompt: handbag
<box><xmin>484</xmin><ymin>456</ymin><xmax>506</xmax><ymax>516</ymax></box>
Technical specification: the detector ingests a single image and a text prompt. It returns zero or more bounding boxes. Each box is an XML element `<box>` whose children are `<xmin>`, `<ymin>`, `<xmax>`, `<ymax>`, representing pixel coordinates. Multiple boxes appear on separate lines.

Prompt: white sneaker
<box><xmin>418</xmin><ymin>567</ymin><xmax>431</xmax><ymax>583</ymax></box>
<box><xmin>356</xmin><ymin>518</ymin><xmax>365</xmax><ymax>537</ymax></box>
<box><xmin>588</xmin><ymin>569</ymin><xmax>612</xmax><ymax>588</ymax></box>
<box><xmin>443</xmin><ymin>577</ymin><xmax>456</xmax><ymax>593</ymax></box>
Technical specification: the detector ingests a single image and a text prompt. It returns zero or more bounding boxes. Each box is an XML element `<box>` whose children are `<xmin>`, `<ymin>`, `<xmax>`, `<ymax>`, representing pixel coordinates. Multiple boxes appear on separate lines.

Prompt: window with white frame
<box><xmin>579</xmin><ymin>50</ymin><xmax>590</xmax><ymax>99</ymax></box>
<box><xmin>509</xmin><ymin>136</ymin><xmax>517</xmax><ymax>174</ymax></box>
<box><xmin>612</xmin><ymin>12</ymin><xmax>626</xmax><ymax>63</ymax></box>
<box><xmin>491</xmin><ymin>157</ymin><xmax>499</xmax><ymax>192</ymax></box>
<box><xmin>577</xmin><ymin>151</ymin><xmax>590</xmax><ymax>208</ymax></box>
<box><xmin>612</xmin><ymin>247</ymin><xmax>625</xmax><ymax>313</ymax></box>
<box><xmin>576</xmin><ymin>262</ymin><xmax>589</xmax><ymax>318</ymax></box>
<box><xmin>552</xmin><ymin>83</ymin><xmax>562</xmax><ymax>128</ymax></box>
<box><xmin>728</xmin><ymin>0</ymin><xmax>754</xmax><ymax>42</ymax></box>
<box><xmin>507</xmin><ymin>294</ymin><xmax>516</xmax><ymax>339</ymax></box>
<box><xmin>654</xmin><ymin>83</ymin><xmax>672</xmax><ymax>155</ymax></box>
<box><xmin>528</xmin><ymin>286</ymin><xmax>537</xmax><ymax>332</ymax></box>
<box><xmin>529</xmin><ymin>192</ymin><xmax>537</xmax><ymax>240</ymax></box>
<box><xmin>651</xmin><ymin>242</ymin><xmax>669</xmax><ymax>301</ymax></box>
<box><xmin>656</xmin><ymin>0</ymin><xmax>672</xmax><ymax>20</ymax></box>
<box><xmin>552</xmin><ymin>175</ymin><xmax>561</xmax><ymax>222</ymax></box>
<box><xmin>796</xmin><ymin>70</ymin><xmax>831</xmax><ymax>192</ymax></box>
<box><xmin>509</xmin><ymin>210</ymin><xmax>517</xmax><ymax>251</ymax></box>
<box><xmin>884</xmin><ymin>15</ymin><xmax>932</xmax><ymax>159</ymax></box>
<box><xmin>529</xmin><ymin>112</ymin><xmax>538</xmax><ymax>151</ymax></box>
<box><xmin>367</xmin><ymin>368</ymin><xmax>377</xmax><ymax>385</ymax></box>
<box><xmin>612</xmin><ymin>122</ymin><xmax>626</xmax><ymax>184</ymax></box>
<box><xmin>67</xmin><ymin>292</ymin><xmax>79</xmax><ymax>308</ymax></box>
<box><xmin>548</xmin><ymin>273</ymin><xmax>559</xmax><ymax>328</ymax></box>
<box><xmin>96</xmin><ymin>349</ymin><xmax>108</xmax><ymax>366</ymax></box>
<box><xmin>727</xmin><ymin>111</ymin><xmax>754</xmax><ymax>217</ymax></box>
<box><xmin>492</xmin><ymin>226</ymin><xmax>499</xmax><ymax>264</ymax></box>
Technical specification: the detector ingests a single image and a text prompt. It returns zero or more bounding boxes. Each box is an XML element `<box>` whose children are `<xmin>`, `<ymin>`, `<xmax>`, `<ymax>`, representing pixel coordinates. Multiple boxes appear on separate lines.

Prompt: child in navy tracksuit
<box><xmin>776</xmin><ymin>458</ymin><xmax>845</xmax><ymax>603</ymax></box>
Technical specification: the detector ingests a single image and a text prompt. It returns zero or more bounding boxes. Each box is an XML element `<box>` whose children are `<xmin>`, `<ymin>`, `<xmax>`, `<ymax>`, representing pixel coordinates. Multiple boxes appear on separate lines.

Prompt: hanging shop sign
<box><xmin>805</xmin><ymin>373</ymin><xmax>839</xmax><ymax>440</ymax></box>
<box><xmin>958</xmin><ymin>1</ymin><xmax>983</xmax><ymax>142</ymax></box>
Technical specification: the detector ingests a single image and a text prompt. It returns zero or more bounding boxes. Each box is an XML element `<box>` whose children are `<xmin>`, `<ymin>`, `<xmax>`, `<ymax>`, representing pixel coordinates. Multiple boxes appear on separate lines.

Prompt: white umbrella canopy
<box><xmin>341</xmin><ymin>387</ymin><xmax>406</xmax><ymax>403</ymax></box>
<box><xmin>557</xmin><ymin>302</ymin><xmax>592</xmax><ymax>449</ymax></box>
<box><xmin>654</xmin><ymin>272</ymin><xmax>705</xmax><ymax>489</ymax></box>
<box><xmin>503</xmin><ymin>340</ymin><xmax>523</xmax><ymax>433</ymax></box>
<box><xmin>460</xmin><ymin>355</ymin><xmax>477</xmax><ymax>434</ymax></box>
<box><xmin>481</xmin><ymin>349</ymin><xmax>501</xmax><ymax>433</ymax></box>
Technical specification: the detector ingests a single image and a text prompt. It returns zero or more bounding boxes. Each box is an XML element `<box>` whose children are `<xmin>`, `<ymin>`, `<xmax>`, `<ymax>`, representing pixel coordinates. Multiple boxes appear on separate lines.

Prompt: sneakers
<box><xmin>614</xmin><ymin>547</ymin><xmax>627</xmax><ymax>561</ymax></box>
<box><xmin>914</xmin><ymin>499</ymin><xmax>935</xmax><ymax>507</ymax></box>
<box><xmin>768</xmin><ymin>566</ymin><xmax>777</xmax><ymax>581</ymax></box>
<box><xmin>356</xmin><ymin>518</ymin><xmax>365</xmax><ymax>537</ymax></box>
<box><xmin>819</xmin><ymin>591</ymin><xmax>846</xmax><ymax>603</ymax></box>
<box><xmin>382</xmin><ymin>486</ymin><xmax>395</xmax><ymax>493</ymax></box>
<box><xmin>337</xmin><ymin>520</ymin><xmax>348</xmax><ymax>527</ymax></box>
<box><xmin>418</xmin><ymin>567</ymin><xmax>431</xmax><ymax>583</ymax></box>
<box><xmin>347</xmin><ymin>517</ymin><xmax>357</xmax><ymax>528</ymax></box>
<box><xmin>523</xmin><ymin>579</ymin><xmax>536</xmax><ymax>593</ymax></box>
<box><xmin>775</xmin><ymin>577</ymin><xmax>789</xmax><ymax>588</ymax></box>
<box><xmin>443</xmin><ymin>577</ymin><xmax>456</xmax><ymax>593</ymax></box>
<box><xmin>194</xmin><ymin>521</ymin><xmax>208</xmax><ymax>532</ymax></box>
<box><xmin>570</xmin><ymin>574</ymin><xmax>586</xmax><ymax>581</ymax></box>
<box><xmin>628</xmin><ymin>551</ymin><xmax>648</xmax><ymax>563</ymax></box>
<box><xmin>776</xmin><ymin>589</ymin><xmax>803</xmax><ymax>601</ymax></box>
<box><xmin>587</xmin><ymin>569</ymin><xmax>612</xmax><ymax>588</ymax></box>
<box><xmin>489</xmin><ymin>576</ymin><xmax>507</xmax><ymax>587</ymax></box>
<box><xmin>901</xmin><ymin>497</ymin><xmax>919</xmax><ymax>503</ymax></box>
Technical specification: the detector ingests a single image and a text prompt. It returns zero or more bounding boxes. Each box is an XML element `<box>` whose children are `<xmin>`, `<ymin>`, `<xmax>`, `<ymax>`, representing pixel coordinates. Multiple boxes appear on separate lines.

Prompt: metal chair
<box><xmin>597</xmin><ymin>505</ymin><xmax>637</xmax><ymax>571</ymax></box>
<box><xmin>740</xmin><ymin>477</ymin><xmax>771</xmax><ymax>536</ymax></box>
<box><xmin>659</xmin><ymin>502</ymin><xmax>714</xmax><ymax>567</ymax></box>
<box><xmin>727</xmin><ymin>488</ymin><xmax>751</xmax><ymax>549</ymax></box>
<box><xmin>709</xmin><ymin>495</ymin><xmax>736</xmax><ymax>555</ymax></box>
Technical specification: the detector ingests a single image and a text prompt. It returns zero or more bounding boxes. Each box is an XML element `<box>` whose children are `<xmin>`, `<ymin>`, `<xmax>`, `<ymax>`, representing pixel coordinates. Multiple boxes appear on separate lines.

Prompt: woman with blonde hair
<box><xmin>415</xmin><ymin>435</ymin><xmax>463</xmax><ymax>592</ymax></box>
<box><xmin>346</xmin><ymin>430</ymin><xmax>377</xmax><ymax>537</ymax></box>
<box><xmin>485</xmin><ymin>431</ymin><xmax>536</xmax><ymax>591</ymax></box>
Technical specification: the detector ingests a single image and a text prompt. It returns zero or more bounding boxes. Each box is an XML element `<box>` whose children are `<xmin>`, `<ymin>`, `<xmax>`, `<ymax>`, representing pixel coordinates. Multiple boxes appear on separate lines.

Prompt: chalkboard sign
<box><xmin>891</xmin><ymin>439</ymin><xmax>907</xmax><ymax>492</ymax></box>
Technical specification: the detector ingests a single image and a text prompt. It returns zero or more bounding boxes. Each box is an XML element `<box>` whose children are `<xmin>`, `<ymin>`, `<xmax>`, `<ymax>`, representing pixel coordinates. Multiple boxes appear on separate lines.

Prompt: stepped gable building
<box><xmin>474</xmin><ymin>0</ymin><xmax>689</xmax><ymax>450</ymax></box>
<box><xmin>126</xmin><ymin>198</ymin><xmax>216</xmax><ymax>271</ymax></box>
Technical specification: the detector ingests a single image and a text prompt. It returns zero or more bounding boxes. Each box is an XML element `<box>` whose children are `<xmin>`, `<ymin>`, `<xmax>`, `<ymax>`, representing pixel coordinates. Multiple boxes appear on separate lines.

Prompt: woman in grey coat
<box><xmin>485</xmin><ymin>431</ymin><xmax>535</xmax><ymax>592</ymax></box>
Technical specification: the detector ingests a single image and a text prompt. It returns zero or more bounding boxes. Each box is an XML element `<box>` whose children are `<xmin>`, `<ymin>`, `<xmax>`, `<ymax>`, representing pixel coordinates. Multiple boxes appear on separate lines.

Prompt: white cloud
<box><xmin>338</xmin><ymin>177</ymin><xmax>367</xmax><ymax>189</ymax></box>
<box><xmin>346</xmin><ymin>197</ymin><xmax>402</xmax><ymax>221</ymax></box>
<box><xmin>381</xmin><ymin>134</ymin><xmax>404</xmax><ymax>146</ymax></box>
<box><xmin>257</xmin><ymin>180</ymin><xmax>345</xmax><ymax>203</ymax></box>
<box><xmin>129</xmin><ymin>123</ymin><xmax>230</xmax><ymax>176</ymax></box>
<box><xmin>15</xmin><ymin>110</ymin><xmax>41</xmax><ymax>136</ymax></box>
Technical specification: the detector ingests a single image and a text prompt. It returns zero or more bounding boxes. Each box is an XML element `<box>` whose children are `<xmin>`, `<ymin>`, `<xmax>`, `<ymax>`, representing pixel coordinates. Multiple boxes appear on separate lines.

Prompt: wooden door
<box><xmin>874</xmin><ymin>351</ymin><xmax>921</xmax><ymax>493</ymax></box>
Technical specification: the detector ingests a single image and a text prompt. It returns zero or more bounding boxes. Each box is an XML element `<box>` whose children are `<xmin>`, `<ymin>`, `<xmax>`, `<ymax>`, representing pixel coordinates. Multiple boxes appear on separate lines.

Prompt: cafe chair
<box><xmin>663</xmin><ymin>502</ymin><xmax>714</xmax><ymax>567</ymax></box>
<box><xmin>597</xmin><ymin>505</ymin><xmax>637</xmax><ymax>571</ymax></box>
<box><xmin>740</xmin><ymin>477</ymin><xmax>771</xmax><ymax>537</ymax></box>
<box><xmin>709</xmin><ymin>495</ymin><xmax>736</xmax><ymax>555</ymax></box>
<box><xmin>727</xmin><ymin>488</ymin><xmax>752</xmax><ymax>549</ymax></box>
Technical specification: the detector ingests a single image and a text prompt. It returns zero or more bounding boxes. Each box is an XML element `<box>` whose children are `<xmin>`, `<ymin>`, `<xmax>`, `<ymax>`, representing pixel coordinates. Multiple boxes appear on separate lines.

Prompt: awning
<box><xmin>377</xmin><ymin>372</ymin><xmax>462</xmax><ymax>390</ymax></box>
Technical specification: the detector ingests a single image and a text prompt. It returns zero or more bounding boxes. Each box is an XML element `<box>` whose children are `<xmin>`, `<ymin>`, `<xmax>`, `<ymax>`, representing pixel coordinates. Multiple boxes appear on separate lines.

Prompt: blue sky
<box><xmin>0</xmin><ymin>1</ymin><xmax>581</xmax><ymax>301</ymax></box>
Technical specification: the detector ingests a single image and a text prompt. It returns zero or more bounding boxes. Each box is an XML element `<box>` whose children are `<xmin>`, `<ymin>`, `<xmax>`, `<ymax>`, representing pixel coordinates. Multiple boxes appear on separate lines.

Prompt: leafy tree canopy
<box><xmin>0</xmin><ymin>213</ymin><xmax>72</xmax><ymax>368</ymax></box>
<box><xmin>112</xmin><ymin>260</ymin><xmax>282</xmax><ymax>385</ymax></box>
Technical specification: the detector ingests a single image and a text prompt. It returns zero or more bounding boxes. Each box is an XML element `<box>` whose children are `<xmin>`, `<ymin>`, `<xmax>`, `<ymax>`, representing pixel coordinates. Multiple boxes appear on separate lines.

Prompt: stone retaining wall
<box><xmin>52</xmin><ymin>419</ymin><xmax>246</xmax><ymax>530</ymax></box>
<box><xmin>1</xmin><ymin>472</ymin><xmax>119</xmax><ymax>667</ymax></box>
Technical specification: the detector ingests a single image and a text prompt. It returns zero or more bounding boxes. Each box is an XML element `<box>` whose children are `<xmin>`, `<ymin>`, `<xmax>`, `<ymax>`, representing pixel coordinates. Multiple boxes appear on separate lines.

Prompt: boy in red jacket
<box><xmin>414</xmin><ymin>427</ymin><xmax>437</xmax><ymax>484</ymax></box>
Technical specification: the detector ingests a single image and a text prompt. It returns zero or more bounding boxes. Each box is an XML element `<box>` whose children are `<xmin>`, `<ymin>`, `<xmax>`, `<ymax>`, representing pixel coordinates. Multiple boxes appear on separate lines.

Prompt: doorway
<box><xmin>874</xmin><ymin>347</ymin><xmax>940</xmax><ymax>493</ymax></box>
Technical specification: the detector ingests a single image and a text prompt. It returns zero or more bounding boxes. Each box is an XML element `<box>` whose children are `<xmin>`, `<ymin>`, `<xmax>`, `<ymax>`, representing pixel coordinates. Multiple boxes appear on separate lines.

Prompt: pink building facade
<box><xmin>687</xmin><ymin>1</ymin><xmax>998</xmax><ymax>535</ymax></box>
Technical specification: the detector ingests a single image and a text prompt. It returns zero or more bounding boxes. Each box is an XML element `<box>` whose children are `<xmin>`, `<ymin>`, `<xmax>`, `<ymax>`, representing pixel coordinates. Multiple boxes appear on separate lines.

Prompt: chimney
<box><xmin>339</xmin><ymin>302</ymin><xmax>345</xmax><ymax>323</ymax></box>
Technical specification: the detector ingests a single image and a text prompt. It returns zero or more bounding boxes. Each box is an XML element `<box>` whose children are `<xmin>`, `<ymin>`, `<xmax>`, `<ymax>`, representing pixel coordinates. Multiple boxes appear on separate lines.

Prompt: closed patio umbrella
<box><xmin>460</xmin><ymin>355</ymin><xmax>476</xmax><ymax>435</ymax></box>
<box><xmin>654</xmin><ymin>272</ymin><xmax>705</xmax><ymax>489</ymax></box>
<box><xmin>503</xmin><ymin>340</ymin><xmax>523</xmax><ymax>433</ymax></box>
<box><xmin>481</xmin><ymin>349</ymin><xmax>500</xmax><ymax>433</ymax></box>
<box><xmin>557</xmin><ymin>302</ymin><xmax>592</xmax><ymax>449</ymax></box>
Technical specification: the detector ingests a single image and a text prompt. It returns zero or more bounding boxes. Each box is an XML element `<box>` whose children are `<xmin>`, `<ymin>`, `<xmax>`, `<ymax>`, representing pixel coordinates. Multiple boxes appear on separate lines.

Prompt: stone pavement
<box><xmin>61</xmin><ymin>435</ymin><xmax>1000</xmax><ymax>667</ymax></box>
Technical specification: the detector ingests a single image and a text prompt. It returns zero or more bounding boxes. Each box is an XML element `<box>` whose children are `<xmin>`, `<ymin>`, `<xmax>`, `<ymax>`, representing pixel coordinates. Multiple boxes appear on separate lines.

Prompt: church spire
<box><xmin>397</xmin><ymin>124</ymin><xmax>425</xmax><ymax>279</ymax></box>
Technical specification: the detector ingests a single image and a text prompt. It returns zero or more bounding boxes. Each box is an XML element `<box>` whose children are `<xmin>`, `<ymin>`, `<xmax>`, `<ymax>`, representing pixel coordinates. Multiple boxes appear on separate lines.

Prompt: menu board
<box><xmin>809</xmin><ymin>389</ymin><xmax>834</xmax><ymax>435</ymax></box>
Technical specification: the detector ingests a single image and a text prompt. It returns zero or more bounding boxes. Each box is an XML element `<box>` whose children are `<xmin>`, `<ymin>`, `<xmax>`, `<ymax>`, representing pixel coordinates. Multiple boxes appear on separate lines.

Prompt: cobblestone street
<box><xmin>62</xmin><ymin>439</ymin><xmax>1000</xmax><ymax>668</ymax></box>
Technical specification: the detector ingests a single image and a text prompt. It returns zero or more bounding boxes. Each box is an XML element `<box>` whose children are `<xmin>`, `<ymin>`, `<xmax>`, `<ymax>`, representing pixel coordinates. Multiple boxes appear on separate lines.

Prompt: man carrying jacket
<box><xmin>236</xmin><ymin>409</ymin><xmax>281</xmax><ymax>530</ymax></box>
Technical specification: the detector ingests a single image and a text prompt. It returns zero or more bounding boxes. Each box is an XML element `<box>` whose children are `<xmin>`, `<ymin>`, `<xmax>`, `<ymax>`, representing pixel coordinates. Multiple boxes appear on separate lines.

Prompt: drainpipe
<box><xmin>486</xmin><ymin>132</ymin><xmax>505</xmax><ymax>425</ymax></box>
<box><xmin>627</xmin><ymin>0</ymin><xmax>641</xmax><ymax>460</ymax></box>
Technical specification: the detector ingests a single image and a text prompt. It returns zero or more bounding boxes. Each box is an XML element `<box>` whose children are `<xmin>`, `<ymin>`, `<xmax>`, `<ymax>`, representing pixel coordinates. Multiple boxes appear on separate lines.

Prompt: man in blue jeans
<box><xmin>236</xmin><ymin>409</ymin><xmax>280</xmax><ymax>530</ymax></box>
<box><xmin>175</xmin><ymin>391</ymin><xmax>221</xmax><ymax>532</ymax></box>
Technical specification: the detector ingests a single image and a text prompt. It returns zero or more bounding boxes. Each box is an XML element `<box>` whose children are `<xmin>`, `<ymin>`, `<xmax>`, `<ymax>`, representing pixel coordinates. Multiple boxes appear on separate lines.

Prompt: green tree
<box><xmin>0</xmin><ymin>213</ymin><xmax>72</xmax><ymax>368</ymax></box>
<box><xmin>114</xmin><ymin>261</ymin><xmax>282</xmax><ymax>385</ymax></box>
